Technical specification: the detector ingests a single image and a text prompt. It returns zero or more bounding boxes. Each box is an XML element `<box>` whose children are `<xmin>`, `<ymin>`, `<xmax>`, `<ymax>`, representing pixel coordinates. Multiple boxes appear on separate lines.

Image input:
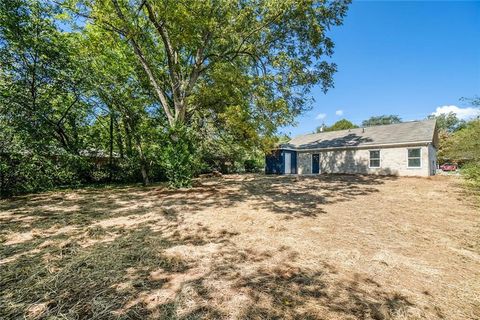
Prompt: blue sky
<box><xmin>281</xmin><ymin>0</ymin><xmax>480</xmax><ymax>137</ymax></box>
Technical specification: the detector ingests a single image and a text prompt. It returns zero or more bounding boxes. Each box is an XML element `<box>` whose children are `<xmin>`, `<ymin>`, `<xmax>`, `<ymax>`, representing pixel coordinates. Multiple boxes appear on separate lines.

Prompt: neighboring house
<box><xmin>266</xmin><ymin>119</ymin><xmax>438</xmax><ymax>177</ymax></box>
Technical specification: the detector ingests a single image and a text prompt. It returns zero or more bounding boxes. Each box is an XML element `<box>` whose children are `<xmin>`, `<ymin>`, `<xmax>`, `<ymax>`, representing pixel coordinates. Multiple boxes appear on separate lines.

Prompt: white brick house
<box><xmin>265</xmin><ymin>119</ymin><xmax>438</xmax><ymax>177</ymax></box>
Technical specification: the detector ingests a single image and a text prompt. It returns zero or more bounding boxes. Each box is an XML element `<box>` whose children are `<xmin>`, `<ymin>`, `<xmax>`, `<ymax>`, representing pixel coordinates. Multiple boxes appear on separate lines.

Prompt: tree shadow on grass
<box><xmin>236</xmin><ymin>174</ymin><xmax>397</xmax><ymax>216</ymax></box>
<box><xmin>0</xmin><ymin>173</ymin><xmax>397</xmax><ymax>271</ymax></box>
<box><xmin>0</xmin><ymin>174</ymin><xmax>397</xmax><ymax>240</ymax></box>
<box><xmin>142</xmin><ymin>173</ymin><xmax>397</xmax><ymax>218</ymax></box>
<box><xmin>0</xmin><ymin>223</ymin><xmax>238</xmax><ymax>319</ymax></box>
<box><xmin>1</xmin><ymin>222</ymin><xmax>419</xmax><ymax>319</ymax></box>
<box><xmin>149</xmin><ymin>247</ymin><xmax>417</xmax><ymax>320</ymax></box>
<box><xmin>1</xmin><ymin>174</ymin><xmax>416</xmax><ymax>319</ymax></box>
<box><xmin>237</xmin><ymin>266</ymin><xmax>414</xmax><ymax>320</ymax></box>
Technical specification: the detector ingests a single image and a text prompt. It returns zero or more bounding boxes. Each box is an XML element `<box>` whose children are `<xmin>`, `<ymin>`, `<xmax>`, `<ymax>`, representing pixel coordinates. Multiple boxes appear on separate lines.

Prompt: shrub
<box><xmin>0</xmin><ymin>153</ymin><xmax>69</xmax><ymax>197</ymax></box>
<box><xmin>0</xmin><ymin>152</ymin><xmax>126</xmax><ymax>197</ymax></box>
<box><xmin>160</xmin><ymin>126</ymin><xmax>200</xmax><ymax>188</ymax></box>
<box><xmin>244</xmin><ymin>159</ymin><xmax>262</xmax><ymax>173</ymax></box>
<box><xmin>461</xmin><ymin>162</ymin><xmax>480</xmax><ymax>190</ymax></box>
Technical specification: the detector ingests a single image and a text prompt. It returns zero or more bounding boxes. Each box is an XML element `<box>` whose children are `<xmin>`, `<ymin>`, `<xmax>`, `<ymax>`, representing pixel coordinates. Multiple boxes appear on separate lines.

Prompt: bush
<box><xmin>244</xmin><ymin>159</ymin><xmax>262</xmax><ymax>173</ymax></box>
<box><xmin>1</xmin><ymin>153</ymin><xmax>50</xmax><ymax>196</ymax></box>
<box><xmin>461</xmin><ymin>162</ymin><xmax>480</xmax><ymax>190</ymax></box>
<box><xmin>160</xmin><ymin>126</ymin><xmax>200</xmax><ymax>188</ymax></box>
<box><xmin>0</xmin><ymin>153</ymin><xmax>86</xmax><ymax>197</ymax></box>
<box><xmin>0</xmin><ymin>152</ymin><xmax>140</xmax><ymax>197</ymax></box>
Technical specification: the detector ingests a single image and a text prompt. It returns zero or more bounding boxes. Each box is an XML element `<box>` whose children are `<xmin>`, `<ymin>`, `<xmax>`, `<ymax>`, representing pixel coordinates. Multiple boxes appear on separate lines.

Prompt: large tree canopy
<box><xmin>1</xmin><ymin>0</ymin><xmax>351</xmax><ymax>194</ymax></box>
<box><xmin>68</xmin><ymin>0</ymin><xmax>350</xmax><ymax>131</ymax></box>
<box><xmin>63</xmin><ymin>0</ymin><xmax>351</xmax><ymax>187</ymax></box>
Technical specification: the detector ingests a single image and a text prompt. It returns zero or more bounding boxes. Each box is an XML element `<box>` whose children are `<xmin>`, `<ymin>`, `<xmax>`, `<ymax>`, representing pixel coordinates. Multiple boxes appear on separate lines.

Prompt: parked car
<box><xmin>440</xmin><ymin>163</ymin><xmax>457</xmax><ymax>171</ymax></box>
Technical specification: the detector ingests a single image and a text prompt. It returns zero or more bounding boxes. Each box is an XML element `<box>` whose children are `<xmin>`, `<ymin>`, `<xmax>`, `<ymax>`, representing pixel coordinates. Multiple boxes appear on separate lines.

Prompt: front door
<box><xmin>312</xmin><ymin>154</ymin><xmax>320</xmax><ymax>174</ymax></box>
<box><xmin>284</xmin><ymin>152</ymin><xmax>291</xmax><ymax>174</ymax></box>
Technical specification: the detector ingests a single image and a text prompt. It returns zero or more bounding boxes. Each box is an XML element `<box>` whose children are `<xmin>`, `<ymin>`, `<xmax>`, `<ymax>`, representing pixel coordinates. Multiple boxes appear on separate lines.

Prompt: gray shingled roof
<box><xmin>281</xmin><ymin>119</ymin><xmax>437</xmax><ymax>150</ymax></box>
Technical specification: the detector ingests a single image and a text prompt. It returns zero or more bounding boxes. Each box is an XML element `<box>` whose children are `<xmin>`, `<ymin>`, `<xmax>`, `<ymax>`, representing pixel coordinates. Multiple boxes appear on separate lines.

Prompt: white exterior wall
<box><xmin>296</xmin><ymin>144</ymin><xmax>436</xmax><ymax>177</ymax></box>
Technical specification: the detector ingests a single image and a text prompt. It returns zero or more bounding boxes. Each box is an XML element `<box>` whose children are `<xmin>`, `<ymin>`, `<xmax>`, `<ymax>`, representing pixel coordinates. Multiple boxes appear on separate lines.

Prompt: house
<box><xmin>265</xmin><ymin>119</ymin><xmax>438</xmax><ymax>176</ymax></box>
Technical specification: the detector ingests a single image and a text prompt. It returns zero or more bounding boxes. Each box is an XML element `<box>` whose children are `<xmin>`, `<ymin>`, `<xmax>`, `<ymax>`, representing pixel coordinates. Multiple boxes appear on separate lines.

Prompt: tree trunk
<box><xmin>134</xmin><ymin>136</ymin><xmax>149</xmax><ymax>186</ymax></box>
<box><xmin>122</xmin><ymin>116</ymin><xmax>133</xmax><ymax>157</ymax></box>
<box><xmin>123</xmin><ymin>114</ymin><xmax>149</xmax><ymax>186</ymax></box>
<box><xmin>109</xmin><ymin>111</ymin><xmax>114</xmax><ymax>181</ymax></box>
<box><xmin>114</xmin><ymin>116</ymin><xmax>124</xmax><ymax>159</ymax></box>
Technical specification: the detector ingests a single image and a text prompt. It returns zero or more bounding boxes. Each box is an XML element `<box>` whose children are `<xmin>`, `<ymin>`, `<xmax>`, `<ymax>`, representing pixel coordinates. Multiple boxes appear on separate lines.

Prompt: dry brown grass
<box><xmin>1</xmin><ymin>174</ymin><xmax>479</xmax><ymax>319</ymax></box>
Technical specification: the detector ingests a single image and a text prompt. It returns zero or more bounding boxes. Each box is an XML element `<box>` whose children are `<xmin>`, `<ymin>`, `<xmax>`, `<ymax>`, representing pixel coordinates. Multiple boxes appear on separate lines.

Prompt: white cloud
<box><xmin>432</xmin><ymin>105</ymin><xmax>480</xmax><ymax>120</ymax></box>
<box><xmin>315</xmin><ymin>113</ymin><xmax>327</xmax><ymax>120</ymax></box>
<box><xmin>335</xmin><ymin>109</ymin><xmax>344</xmax><ymax>116</ymax></box>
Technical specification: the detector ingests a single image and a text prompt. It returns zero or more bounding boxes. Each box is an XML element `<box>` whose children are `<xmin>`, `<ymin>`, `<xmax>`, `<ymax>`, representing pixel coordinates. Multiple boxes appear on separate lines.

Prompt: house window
<box><xmin>408</xmin><ymin>148</ymin><xmax>421</xmax><ymax>167</ymax></box>
<box><xmin>369</xmin><ymin>150</ymin><xmax>380</xmax><ymax>168</ymax></box>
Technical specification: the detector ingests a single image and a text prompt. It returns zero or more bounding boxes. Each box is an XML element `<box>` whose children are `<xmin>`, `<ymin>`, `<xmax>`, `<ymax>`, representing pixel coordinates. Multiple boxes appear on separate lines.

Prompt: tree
<box><xmin>452</xmin><ymin>120</ymin><xmax>480</xmax><ymax>161</ymax></box>
<box><xmin>441</xmin><ymin>96</ymin><xmax>480</xmax><ymax>188</ymax></box>
<box><xmin>444</xmin><ymin>119</ymin><xmax>480</xmax><ymax>188</ymax></box>
<box><xmin>1</xmin><ymin>0</ymin><xmax>353</xmax><ymax>194</ymax></box>
<box><xmin>427</xmin><ymin>112</ymin><xmax>465</xmax><ymax>133</ymax></box>
<box><xmin>66</xmin><ymin>0</ymin><xmax>351</xmax><ymax>186</ymax></box>
<box><xmin>317</xmin><ymin>119</ymin><xmax>358</xmax><ymax>132</ymax></box>
<box><xmin>441</xmin><ymin>98</ymin><xmax>480</xmax><ymax>161</ymax></box>
<box><xmin>70</xmin><ymin>0</ymin><xmax>350</xmax><ymax>127</ymax></box>
<box><xmin>461</xmin><ymin>95</ymin><xmax>480</xmax><ymax>109</ymax></box>
<box><xmin>78</xmin><ymin>23</ymin><xmax>159</xmax><ymax>186</ymax></box>
<box><xmin>362</xmin><ymin>115</ymin><xmax>402</xmax><ymax>127</ymax></box>
<box><xmin>0</xmin><ymin>0</ymin><xmax>97</xmax><ymax>196</ymax></box>
<box><xmin>0</xmin><ymin>0</ymin><xmax>87</xmax><ymax>154</ymax></box>
<box><xmin>427</xmin><ymin>98</ymin><xmax>479</xmax><ymax>165</ymax></box>
<box><xmin>427</xmin><ymin>112</ymin><xmax>466</xmax><ymax>164</ymax></box>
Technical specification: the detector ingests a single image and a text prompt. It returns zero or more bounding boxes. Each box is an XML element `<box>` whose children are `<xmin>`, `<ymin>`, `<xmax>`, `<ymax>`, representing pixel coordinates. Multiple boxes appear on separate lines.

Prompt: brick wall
<box><xmin>296</xmin><ymin>145</ymin><xmax>434</xmax><ymax>176</ymax></box>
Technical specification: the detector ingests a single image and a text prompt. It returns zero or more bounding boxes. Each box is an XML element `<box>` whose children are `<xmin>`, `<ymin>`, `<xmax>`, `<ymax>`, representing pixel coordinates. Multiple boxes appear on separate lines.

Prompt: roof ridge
<box><xmin>291</xmin><ymin>118</ymin><xmax>435</xmax><ymax>140</ymax></box>
<box><xmin>361</xmin><ymin>118</ymin><xmax>435</xmax><ymax>129</ymax></box>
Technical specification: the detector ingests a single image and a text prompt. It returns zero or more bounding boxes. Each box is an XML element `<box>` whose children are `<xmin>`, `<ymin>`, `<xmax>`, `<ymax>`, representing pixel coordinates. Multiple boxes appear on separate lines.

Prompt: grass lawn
<box><xmin>1</xmin><ymin>174</ymin><xmax>479</xmax><ymax>319</ymax></box>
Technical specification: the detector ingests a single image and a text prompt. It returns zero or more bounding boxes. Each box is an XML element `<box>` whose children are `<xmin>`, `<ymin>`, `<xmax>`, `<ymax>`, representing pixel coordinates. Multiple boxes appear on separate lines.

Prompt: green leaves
<box><xmin>0</xmin><ymin>0</ymin><xmax>88</xmax><ymax>154</ymax></box>
<box><xmin>361</xmin><ymin>115</ymin><xmax>402</xmax><ymax>127</ymax></box>
<box><xmin>159</xmin><ymin>125</ymin><xmax>200</xmax><ymax>188</ymax></box>
<box><xmin>428</xmin><ymin>112</ymin><xmax>466</xmax><ymax>133</ymax></box>
<box><xmin>318</xmin><ymin>119</ymin><xmax>358</xmax><ymax>132</ymax></box>
<box><xmin>443</xmin><ymin>119</ymin><xmax>480</xmax><ymax>189</ymax></box>
<box><xmin>2</xmin><ymin>0</ymin><xmax>351</xmax><ymax>192</ymax></box>
<box><xmin>71</xmin><ymin>0</ymin><xmax>350</xmax><ymax>127</ymax></box>
<box><xmin>444</xmin><ymin>119</ymin><xmax>480</xmax><ymax>162</ymax></box>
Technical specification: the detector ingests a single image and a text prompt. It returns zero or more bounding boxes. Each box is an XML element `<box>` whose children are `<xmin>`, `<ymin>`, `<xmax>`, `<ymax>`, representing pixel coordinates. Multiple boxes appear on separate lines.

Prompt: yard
<box><xmin>1</xmin><ymin>174</ymin><xmax>479</xmax><ymax>320</ymax></box>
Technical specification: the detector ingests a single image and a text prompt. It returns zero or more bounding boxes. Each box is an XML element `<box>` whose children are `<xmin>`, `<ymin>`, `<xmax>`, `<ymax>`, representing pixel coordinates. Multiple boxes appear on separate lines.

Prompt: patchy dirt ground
<box><xmin>1</xmin><ymin>174</ymin><xmax>479</xmax><ymax>319</ymax></box>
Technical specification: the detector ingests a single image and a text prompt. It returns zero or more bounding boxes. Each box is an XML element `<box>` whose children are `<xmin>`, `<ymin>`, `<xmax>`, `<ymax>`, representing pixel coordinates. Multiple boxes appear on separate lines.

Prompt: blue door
<box><xmin>312</xmin><ymin>154</ymin><xmax>320</xmax><ymax>174</ymax></box>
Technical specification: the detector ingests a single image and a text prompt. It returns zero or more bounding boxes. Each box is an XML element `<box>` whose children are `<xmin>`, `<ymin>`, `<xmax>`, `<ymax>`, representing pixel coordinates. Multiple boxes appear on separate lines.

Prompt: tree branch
<box><xmin>143</xmin><ymin>1</ymin><xmax>184</xmax><ymax>123</ymax></box>
<box><xmin>57</xmin><ymin>92</ymin><xmax>79</xmax><ymax>126</ymax></box>
<box><xmin>111</xmin><ymin>0</ymin><xmax>175</xmax><ymax>125</ymax></box>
